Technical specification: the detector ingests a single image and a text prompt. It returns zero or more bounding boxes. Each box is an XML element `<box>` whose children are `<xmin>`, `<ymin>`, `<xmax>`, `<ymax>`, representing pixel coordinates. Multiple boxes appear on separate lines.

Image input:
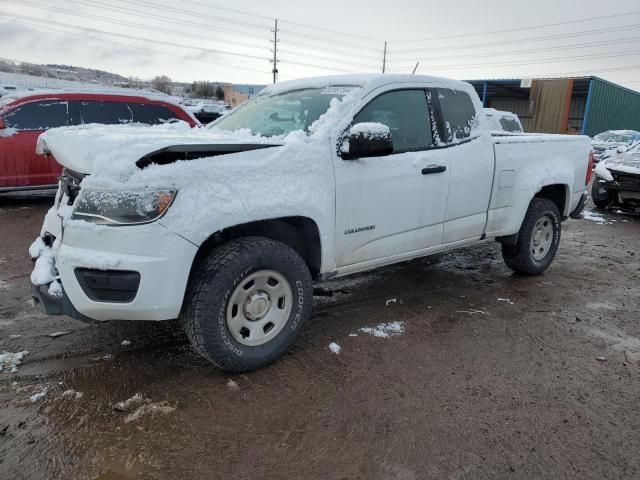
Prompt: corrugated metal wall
<box><xmin>529</xmin><ymin>79</ymin><xmax>573</xmax><ymax>134</ymax></box>
<box><xmin>584</xmin><ymin>78</ymin><xmax>640</xmax><ymax>137</ymax></box>
<box><xmin>568</xmin><ymin>96</ymin><xmax>586</xmax><ymax>133</ymax></box>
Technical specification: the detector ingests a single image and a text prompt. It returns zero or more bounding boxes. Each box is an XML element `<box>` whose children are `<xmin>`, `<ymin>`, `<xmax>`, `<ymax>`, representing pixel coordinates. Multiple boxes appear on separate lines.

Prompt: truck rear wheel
<box><xmin>181</xmin><ymin>237</ymin><xmax>312</xmax><ymax>372</ymax></box>
<box><xmin>501</xmin><ymin>198</ymin><xmax>561</xmax><ymax>276</ymax></box>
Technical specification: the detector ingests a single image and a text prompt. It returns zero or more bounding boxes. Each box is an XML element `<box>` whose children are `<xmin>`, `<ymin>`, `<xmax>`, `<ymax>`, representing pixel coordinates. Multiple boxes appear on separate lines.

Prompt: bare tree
<box><xmin>191</xmin><ymin>81</ymin><xmax>215</xmax><ymax>98</ymax></box>
<box><xmin>151</xmin><ymin>75</ymin><xmax>172</xmax><ymax>94</ymax></box>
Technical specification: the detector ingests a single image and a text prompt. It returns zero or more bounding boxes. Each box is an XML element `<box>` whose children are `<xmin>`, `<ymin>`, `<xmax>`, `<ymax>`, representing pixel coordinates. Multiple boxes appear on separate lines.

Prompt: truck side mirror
<box><xmin>341</xmin><ymin>122</ymin><xmax>393</xmax><ymax>160</ymax></box>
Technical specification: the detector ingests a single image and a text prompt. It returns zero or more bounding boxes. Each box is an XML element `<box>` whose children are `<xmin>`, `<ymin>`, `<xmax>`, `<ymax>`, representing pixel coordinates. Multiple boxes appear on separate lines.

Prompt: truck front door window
<box><xmin>354</xmin><ymin>90</ymin><xmax>432</xmax><ymax>153</ymax></box>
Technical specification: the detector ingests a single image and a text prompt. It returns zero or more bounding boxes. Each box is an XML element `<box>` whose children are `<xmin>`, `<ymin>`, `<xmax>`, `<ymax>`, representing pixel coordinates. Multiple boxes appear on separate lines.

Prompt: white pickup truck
<box><xmin>31</xmin><ymin>74</ymin><xmax>592</xmax><ymax>372</ymax></box>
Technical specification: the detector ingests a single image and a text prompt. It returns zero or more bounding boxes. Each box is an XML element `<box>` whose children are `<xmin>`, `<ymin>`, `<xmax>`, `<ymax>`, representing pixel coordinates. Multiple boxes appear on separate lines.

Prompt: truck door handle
<box><xmin>421</xmin><ymin>165</ymin><xmax>446</xmax><ymax>175</ymax></box>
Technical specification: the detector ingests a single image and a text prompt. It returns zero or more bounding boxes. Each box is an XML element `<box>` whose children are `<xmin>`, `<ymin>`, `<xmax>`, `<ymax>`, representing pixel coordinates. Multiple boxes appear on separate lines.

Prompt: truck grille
<box><xmin>611</xmin><ymin>170</ymin><xmax>640</xmax><ymax>192</ymax></box>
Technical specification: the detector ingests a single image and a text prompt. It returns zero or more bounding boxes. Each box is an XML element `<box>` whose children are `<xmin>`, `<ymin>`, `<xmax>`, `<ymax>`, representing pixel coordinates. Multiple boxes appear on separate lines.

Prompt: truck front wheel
<box><xmin>181</xmin><ymin>237</ymin><xmax>312</xmax><ymax>372</ymax></box>
<box><xmin>501</xmin><ymin>198</ymin><xmax>561</xmax><ymax>276</ymax></box>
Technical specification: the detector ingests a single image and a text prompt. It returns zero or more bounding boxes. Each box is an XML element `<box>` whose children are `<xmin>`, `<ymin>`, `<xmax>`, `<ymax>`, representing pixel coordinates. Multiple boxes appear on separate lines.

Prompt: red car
<box><xmin>0</xmin><ymin>91</ymin><xmax>198</xmax><ymax>192</ymax></box>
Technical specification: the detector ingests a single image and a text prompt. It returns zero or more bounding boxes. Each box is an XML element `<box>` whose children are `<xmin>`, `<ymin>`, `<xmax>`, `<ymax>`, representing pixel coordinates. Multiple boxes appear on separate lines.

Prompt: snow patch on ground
<box><xmin>30</xmin><ymin>388</ymin><xmax>48</xmax><ymax>403</ymax></box>
<box><xmin>583</xmin><ymin>210</ymin><xmax>613</xmax><ymax>225</ymax></box>
<box><xmin>114</xmin><ymin>393</ymin><xmax>144</xmax><ymax>412</ymax></box>
<box><xmin>328</xmin><ymin>342</ymin><xmax>341</xmax><ymax>354</ymax></box>
<box><xmin>359</xmin><ymin>321</ymin><xmax>405</xmax><ymax>338</ymax></box>
<box><xmin>0</xmin><ymin>351</ymin><xmax>29</xmax><ymax>373</ymax></box>
<box><xmin>124</xmin><ymin>401</ymin><xmax>176</xmax><ymax>423</ymax></box>
<box><xmin>61</xmin><ymin>389</ymin><xmax>83</xmax><ymax>399</ymax></box>
<box><xmin>48</xmin><ymin>331</ymin><xmax>71</xmax><ymax>338</ymax></box>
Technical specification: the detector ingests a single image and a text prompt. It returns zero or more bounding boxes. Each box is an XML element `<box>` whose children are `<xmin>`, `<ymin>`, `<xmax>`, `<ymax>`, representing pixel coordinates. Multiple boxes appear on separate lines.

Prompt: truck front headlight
<box><xmin>71</xmin><ymin>189</ymin><xmax>177</xmax><ymax>226</ymax></box>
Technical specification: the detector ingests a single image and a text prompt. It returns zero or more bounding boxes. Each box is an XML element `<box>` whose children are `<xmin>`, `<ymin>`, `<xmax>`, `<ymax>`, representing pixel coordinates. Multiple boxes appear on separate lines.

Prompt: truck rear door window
<box><xmin>129</xmin><ymin>103</ymin><xmax>180</xmax><ymax>125</ymax></box>
<box><xmin>3</xmin><ymin>101</ymin><xmax>68</xmax><ymax>131</ymax></box>
<box><xmin>78</xmin><ymin>101</ymin><xmax>133</xmax><ymax>125</ymax></box>
<box><xmin>436</xmin><ymin>89</ymin><xmax>478</xmax><ymax>143</ymax></box>
<box><xmin>354</xmin><ymin>90</ymin><xmax>432</xmax><ymax>153</ymax></box>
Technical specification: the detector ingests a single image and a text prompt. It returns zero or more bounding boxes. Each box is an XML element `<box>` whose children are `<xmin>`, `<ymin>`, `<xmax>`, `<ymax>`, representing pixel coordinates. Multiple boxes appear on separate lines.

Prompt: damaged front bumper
<box><xmin>29</xmin><ymin>207</ymin><xmax>199</xmax><ymax>321</ymax></box>
<box><xmin>31</xmin><ymin>282</ymin><xmax>94</xmax><ymax>323</ymax></box>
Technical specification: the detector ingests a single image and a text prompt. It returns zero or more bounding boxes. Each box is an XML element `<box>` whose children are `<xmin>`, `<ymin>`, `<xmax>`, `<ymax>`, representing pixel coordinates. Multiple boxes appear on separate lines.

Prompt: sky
<box><xmin>1</xmin><ymin>0</ymin><xmax>640</xmax><ymax>91</ymax></box>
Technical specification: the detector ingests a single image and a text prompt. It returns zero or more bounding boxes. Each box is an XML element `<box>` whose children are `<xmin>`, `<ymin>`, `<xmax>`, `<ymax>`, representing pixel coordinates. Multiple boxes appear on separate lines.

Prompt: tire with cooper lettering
<box><xmin>181</xmin><ymin>236</ymin><xmax>312</xmax><ymax>373</ymax></box>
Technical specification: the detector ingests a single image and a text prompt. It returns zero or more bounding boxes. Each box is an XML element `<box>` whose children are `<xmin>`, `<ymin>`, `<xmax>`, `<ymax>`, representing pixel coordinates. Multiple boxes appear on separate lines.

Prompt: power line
<box><xmin>7</xmin><ymin>1</ymin><xmax>272</xmax><ymax>58</ymax></box>
<box><xmin>107</xmin><ymin>0</ymin><xmax>381</xmax><ymax>52</ymax></box>
<box><xmin>2</xmin><ymin>12</ymin><xmax>271</xmax><ymax>63</ymax></box>
<box><xmin>9</xmin><ymin>0</ymin><xmax>382</xmax><ymax>69</ymax></box>
<box><xmin>392</xmin><ymin>9</ymin><xmax>640</xmax><ymax>43</ymax></box>
<box><xmin>391</xmin><ymin>23</ymin><xmax>640</xmax><ymax>54</ymax></box>
<box><xmin>388</xmin><ymin>63</ymin><xmax>640</xmax><ymax>79</ymax></box>
<box><xmin>277</xmin><ymin>36</ymin><xmax>381</xmax><ymax>62</ymax></box>
<box><xmin>387</xmin><ymin>35</ymin><xmax>640</xmax><ymax>66</ymax></box>
<box><xmin>104</xmin><ymin>0</ymin><xmax>271</xmax><ymax>34</ymax></box>
<box><xmin>3</xmin><ymin>12</ymin><xmax>362</xmax><ymax>76</ymax></box>
<box><xmin>105</xmin><ymin>0</ymin><xmax>271</xmax><ymax>32</ymax></box>
<box><xmin>148</xmin><ymin>0</ymin><xmax>381</xmax><ymax>43</ymax></box>
<box><xmin>8</xmin><ymin>0</ymin><xmax>272</xmax><ymax>48</ymax></box>
<box><xmin>406</xmin><ymin>49</ymin><xmax>640</xmax><ymax>71</ymax></box>
<box><xmin>278</xmin><ymin>59</ymin><xmax>355</xmax><ymax>73</ymax></box>
<box><xmin>276</xmin><ymin>49</ymin><xmax>381</xmax><ymax>69</ymax></box>
<box><xmin>4</xmin><ymin>16</ymin><xmax>268</xmax><ymax>75</ymax></box>
<box><xmin>277</xmin><ymin>27</ymin><xmax>382</xmax><ymax>53</ymax></box>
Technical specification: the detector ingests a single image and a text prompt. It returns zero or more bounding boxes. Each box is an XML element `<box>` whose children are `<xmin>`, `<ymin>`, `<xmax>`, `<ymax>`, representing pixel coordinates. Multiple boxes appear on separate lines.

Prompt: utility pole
<box><xmin>271</xmin><ymin>19</ymin><xmax>279</xmax><ymax>83</ymax></box>
<box><xmin>382</xmin><ymin>41</ymin><xmax>387</xmax><ymax>74</ymax></box>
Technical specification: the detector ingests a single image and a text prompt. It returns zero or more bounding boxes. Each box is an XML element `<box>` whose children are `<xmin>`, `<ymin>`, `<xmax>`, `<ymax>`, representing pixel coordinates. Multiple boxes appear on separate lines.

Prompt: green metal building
<box><xmin>467</xmin><ymin>77</ymin><xmax>640</xmax><ymax>137</ymax></box>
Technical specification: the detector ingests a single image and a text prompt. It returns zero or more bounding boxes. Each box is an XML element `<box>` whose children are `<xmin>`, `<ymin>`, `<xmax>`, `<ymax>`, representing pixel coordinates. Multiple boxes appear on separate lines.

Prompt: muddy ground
<box><xmin>0</xmin><ymin>193</ymin><xmax>639</xmax><ymax>480</ymax></box>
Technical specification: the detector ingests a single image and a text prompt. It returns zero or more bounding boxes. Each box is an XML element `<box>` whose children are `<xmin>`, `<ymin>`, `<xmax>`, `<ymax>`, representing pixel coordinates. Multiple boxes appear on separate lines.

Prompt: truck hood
<box><xmin>37</xmin><ymin>122</ymin><xmax>282</xmax><ymax>174</ymax></box>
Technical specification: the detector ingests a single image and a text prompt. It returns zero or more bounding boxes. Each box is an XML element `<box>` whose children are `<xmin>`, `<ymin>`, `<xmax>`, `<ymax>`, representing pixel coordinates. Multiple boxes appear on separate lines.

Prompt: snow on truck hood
<box><xmin>37</xmin><ymin>121</ymin><xmax>282</xmax><ymax>175</ymax></box>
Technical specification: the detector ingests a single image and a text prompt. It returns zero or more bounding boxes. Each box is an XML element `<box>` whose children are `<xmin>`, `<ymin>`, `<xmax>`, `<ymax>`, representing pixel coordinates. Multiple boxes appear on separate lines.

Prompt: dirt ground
<box><xmin>0</xmin><ymin>192</ymin><xmax>639</xmax><ymax>480</ymax></box>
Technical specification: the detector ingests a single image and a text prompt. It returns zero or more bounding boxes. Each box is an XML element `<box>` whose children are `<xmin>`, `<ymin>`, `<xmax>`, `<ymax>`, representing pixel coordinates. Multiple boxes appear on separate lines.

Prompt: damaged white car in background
<box><xmin>592</xmin><ymin>144</ymin><xmax>640</xmax><ymax>213</ymax></box>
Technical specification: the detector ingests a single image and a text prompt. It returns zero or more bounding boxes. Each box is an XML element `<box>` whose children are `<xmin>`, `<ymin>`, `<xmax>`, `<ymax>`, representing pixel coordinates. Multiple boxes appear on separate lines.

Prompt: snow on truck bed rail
<box><xmin>493</xmin><ymin>133</ymin><xmax>591</xmax><ymax>144</ymax></box>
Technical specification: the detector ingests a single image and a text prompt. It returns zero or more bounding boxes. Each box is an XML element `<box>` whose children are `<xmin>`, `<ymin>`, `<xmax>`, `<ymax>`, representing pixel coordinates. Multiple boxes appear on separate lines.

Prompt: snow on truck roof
<box><xmin>260</xmin><ymin>74</ymin><xmax>474</xmax><ymax>96</ymax></box>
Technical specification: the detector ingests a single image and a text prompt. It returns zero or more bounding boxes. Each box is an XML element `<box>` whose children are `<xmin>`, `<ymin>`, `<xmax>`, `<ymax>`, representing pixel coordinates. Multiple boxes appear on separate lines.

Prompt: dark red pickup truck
<box><xmin>0</xmin><ymin>91</ymin><xmax>198</xmax><ymax>192</ymax></box>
